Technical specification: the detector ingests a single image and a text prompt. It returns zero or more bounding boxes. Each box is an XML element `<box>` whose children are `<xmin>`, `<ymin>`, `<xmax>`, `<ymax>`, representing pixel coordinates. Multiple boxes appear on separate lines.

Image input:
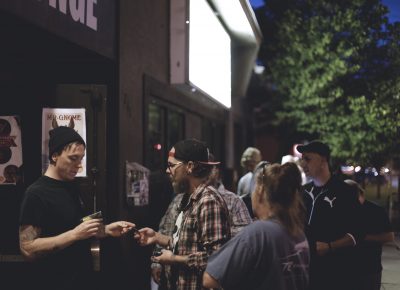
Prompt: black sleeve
<box><xmin>340</xmin><ymin>183</ymin><xmax>365</xmax><ymax>243</ymax></box>
<box><xmin>372</xmin><ymin>205</ymin><xmax>393</xmax><ymax>234</ymax></box>
<box><xmin>19</xmin><ymin>190</ymin><xmax>45</xmax><ymax>227</ymax></box>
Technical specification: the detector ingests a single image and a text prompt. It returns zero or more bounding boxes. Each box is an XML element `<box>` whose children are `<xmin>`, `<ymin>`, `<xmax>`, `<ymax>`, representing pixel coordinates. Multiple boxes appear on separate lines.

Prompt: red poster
<box><xmin>0</xmin><ymin>116</ymin><xmax>23</xmax><ymax>185</ymax></box>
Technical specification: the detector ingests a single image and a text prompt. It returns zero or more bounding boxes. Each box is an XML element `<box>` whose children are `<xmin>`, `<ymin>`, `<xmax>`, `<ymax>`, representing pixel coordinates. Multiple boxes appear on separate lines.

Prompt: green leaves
<box><xmin>256</xmin><ymin>0</ymin><xmax>400</xmax><ymax>166</ymax></box>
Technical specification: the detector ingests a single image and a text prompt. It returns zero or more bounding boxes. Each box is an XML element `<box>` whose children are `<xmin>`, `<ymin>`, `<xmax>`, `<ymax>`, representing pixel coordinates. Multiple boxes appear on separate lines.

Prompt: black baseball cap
<box><xmin>297</xmin><ymin>140</ymin><xmax>330</xmax><ymax>160</ymax></box>
<box><xmin>169</xmin><ymin>139</ymin><xmax>220</xmax><ymax>165</ymax></box>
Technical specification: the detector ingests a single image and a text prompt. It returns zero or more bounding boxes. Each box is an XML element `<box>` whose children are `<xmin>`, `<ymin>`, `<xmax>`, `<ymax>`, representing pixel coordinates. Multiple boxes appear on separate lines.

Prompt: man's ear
<box><xmin>51</xmin><ymin>153</ymin><xmax>58</xmax><ymax>163</ymax></box>
<box><xmin>186</xmin><ymin>161</ymin><xmax>194</xmax><ymax>174</ymax></box>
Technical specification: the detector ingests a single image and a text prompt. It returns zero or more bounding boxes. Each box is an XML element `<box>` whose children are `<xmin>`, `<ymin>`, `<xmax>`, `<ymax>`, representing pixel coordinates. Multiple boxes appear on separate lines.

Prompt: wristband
<box><xmin>328</xmin><ymin>242</ymin><xmax>332</xmax><ymax>251</ymax></box>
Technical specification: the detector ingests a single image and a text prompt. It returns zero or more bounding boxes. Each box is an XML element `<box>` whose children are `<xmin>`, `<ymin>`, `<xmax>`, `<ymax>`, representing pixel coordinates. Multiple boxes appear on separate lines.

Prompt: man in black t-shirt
<box><xmin>19</xmin><ymin>125</ymin><xmax>135</xmax><ymax>290</ymax></box>
<box><xmin>345</xmin><ymin>179</ymin><xmax>394</xmax><ymax>290</ymax></box>
<box><xmin>297</xmin><ymin>141</ymin><xmax>363</xmax><ymax>290</ymax></box>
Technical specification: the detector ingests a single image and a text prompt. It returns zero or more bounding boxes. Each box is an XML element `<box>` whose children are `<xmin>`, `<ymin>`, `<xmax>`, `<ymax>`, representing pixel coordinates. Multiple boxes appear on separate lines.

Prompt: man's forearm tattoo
<box><xmin>19</xmin><ymin>225</ymin><xmax>60</xmax><ymax>258</ymax></box>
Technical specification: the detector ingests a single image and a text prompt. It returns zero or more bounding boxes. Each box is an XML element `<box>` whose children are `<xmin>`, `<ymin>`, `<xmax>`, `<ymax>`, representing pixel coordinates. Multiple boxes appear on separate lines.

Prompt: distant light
<box><xmin>154</xmin><ymin>144</ymin><xmax>162</xmax><ymax>150</ymax></box>
<box><xmin>355</xmin><ymin>166</ymin><xmax>361</xmax><ymax>173</ymax></box>
<box><xmin>380</xmin><ymin>167</ymin><xmax>390</xmax><ymax>174</ymax></box>
<box><xmin>254</xmin><ymin>64</ymin><xmax>265</xmax><ymax>74</ymax></box>
<box><xmin>186</xmin><ymin>20</ymin><xmax>189</xmax><ymax>24</ymax></box>
<box><xmin>341</xmin><ymin>165</ymin><xmax>355</xmax><ymax>175</ymax></box>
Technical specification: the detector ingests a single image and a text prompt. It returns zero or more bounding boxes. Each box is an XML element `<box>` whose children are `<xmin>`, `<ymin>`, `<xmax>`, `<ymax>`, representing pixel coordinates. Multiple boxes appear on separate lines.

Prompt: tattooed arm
<box><xmin>19</xmin><ymin>219</ymin><xmax>102</xmax><ymax>260</ymax></box>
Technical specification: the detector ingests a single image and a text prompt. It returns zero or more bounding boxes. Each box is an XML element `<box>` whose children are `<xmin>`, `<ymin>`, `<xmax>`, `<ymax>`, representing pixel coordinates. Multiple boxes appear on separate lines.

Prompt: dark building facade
<box><xmin>0</xmin><ymin>1</ymin><xmax>260</xmax><ymax>289</ymax></box>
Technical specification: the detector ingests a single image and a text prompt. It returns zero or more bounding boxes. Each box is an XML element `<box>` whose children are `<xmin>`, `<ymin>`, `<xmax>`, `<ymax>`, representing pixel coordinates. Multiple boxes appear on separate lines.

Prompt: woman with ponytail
<box><xmin>203</xmin><ymin>162</ymin><xmax>310</xmax><ymax>290</ymax></box>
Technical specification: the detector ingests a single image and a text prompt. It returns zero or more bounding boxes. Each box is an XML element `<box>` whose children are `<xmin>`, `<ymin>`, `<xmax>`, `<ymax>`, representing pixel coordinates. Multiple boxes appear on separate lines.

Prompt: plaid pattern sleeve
<box><xmin>220</xmin><ymin>189</ymin><xmax>252</xmax><ymax>236</ymax></box>
<box><xmin>152</xmin><ymin>194</ymin><xmax>183</xmax><ymax>260</ymax></box>
<box><xmin>174</xmin><ymin>185</ymin><xmax>230</xmax><ymax>290</ymax></box>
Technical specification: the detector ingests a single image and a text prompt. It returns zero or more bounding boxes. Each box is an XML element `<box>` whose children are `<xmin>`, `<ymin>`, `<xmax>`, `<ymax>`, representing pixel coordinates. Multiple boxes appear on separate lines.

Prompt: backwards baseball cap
<box><xmin>296</xmin><ymin>140</ymin><xmax>330</xmax><ymax>160</ymax></box>
<box><xmin>169</xmin><ymin>139</ymin><xmax>220</xmax><ymax>165</ymax></box>
<box><xmin>48</xmin><ymin>126</ymin><xmax>85</xmax><ymax>160</ymax></box>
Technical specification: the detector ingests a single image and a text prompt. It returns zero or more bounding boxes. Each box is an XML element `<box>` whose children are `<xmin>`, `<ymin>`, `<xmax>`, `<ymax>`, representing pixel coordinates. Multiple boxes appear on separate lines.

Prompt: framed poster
<box><xmin>0</xmin><ymin>116</ymin><xmax>23</xmax><ymax>185</ymax></box>
<box><xmin>42</xmin><ymin>108</ymin><xmax>87</xmax><ymax>176</ymax></box>
<box><xmin>125</xmin><ymin>161</ymin><xmax>150</xmax><ymax>206</ymax></box>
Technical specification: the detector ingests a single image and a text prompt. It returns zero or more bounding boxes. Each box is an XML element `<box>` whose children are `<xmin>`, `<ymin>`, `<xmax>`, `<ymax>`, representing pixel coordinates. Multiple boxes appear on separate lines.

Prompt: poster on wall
<box><xmin>0</xmin><ymin>116</ymin><xmax>23</xmax><ymax>185</ymax></box>
<box><xmin>42</xmin><ymin>108</ymin><xmax>87</xmax><ymax>177</ymax></box>
<box><xmin>125</xmin><ymin>161</ymin><xmax>150</xmax><ymax>206</ymax></box>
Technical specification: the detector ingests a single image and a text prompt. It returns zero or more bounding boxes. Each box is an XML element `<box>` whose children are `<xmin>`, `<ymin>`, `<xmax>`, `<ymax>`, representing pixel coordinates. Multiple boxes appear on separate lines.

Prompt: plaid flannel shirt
<box><xmin>168</xmin><ymin>184</ymin><xmax>230</xmax><ymax>290</ymax></box>
<box><xmin>152</xmin><ymin>194</ymin><xmax>184</xmax><ymax>262</ymax></box>
<box><xmin>218</xmin><ymin>187</ymin><xmax>252</xmax><ymax>236</ymax></box>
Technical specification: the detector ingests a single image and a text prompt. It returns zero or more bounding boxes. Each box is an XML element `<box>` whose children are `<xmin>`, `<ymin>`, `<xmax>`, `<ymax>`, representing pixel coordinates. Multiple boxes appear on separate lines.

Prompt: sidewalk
<box><xmin>381</xmin><ymin>232</ymin><xmax>400</xmax><ymax>290</ymax></box>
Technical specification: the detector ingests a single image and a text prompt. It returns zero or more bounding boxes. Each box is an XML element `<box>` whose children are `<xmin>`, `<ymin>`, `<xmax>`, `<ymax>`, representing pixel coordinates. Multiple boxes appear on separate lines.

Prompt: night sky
<box><xmin>249</xmin><ymin>0</ymin><xmax>400</xmax><ymax>23</ymax></box>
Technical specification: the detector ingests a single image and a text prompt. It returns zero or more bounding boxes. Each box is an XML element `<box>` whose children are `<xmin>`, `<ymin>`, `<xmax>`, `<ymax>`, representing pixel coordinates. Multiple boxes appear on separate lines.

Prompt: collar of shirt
<box><xmin>189</xmin><ymin>183</ymin><xmax>208</xmax><ymax>202</ymax></box>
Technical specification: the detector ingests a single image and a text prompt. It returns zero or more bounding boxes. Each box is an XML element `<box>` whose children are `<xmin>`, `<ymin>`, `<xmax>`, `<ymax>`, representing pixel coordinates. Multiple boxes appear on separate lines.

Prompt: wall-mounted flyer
<box><xmin>0</xmin><ymin>116</ymin><xmax>23</xmax><ymax>185</ymax></box>
<box><xmin>42</xmin><ymin>108</ymin><xmax>87</xmax><ymax>177</ymax></box>
<box><xmin>125</xmin><ymin>161</ymin><xmax>150</xmax><ymax>206</ymax></box>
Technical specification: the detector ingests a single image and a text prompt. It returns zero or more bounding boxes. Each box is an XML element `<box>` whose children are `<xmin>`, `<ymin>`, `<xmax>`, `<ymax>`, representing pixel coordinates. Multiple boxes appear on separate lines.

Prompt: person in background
<box><xmin>136</xmin><ymin>139</ymin><xmax>230</xmax><ymax>290</ymax></box>
<box><xmin>297</xmin><ymin>140</ymin><xmax>363</xmax><ymax>290</ymax></box>
<box><xmin>208</xmin><ymin>153</ymin><xmax>252</xmax><ymax>236</ymax></box>
<box><xmin>345</xmin><ymin>179</ymin><xmax>394</xmax><ymax>290</ymax></box>
<box><xmin>19</xmin><ymin>126</ymin><xmax>135</xmax><ymax>290</ymax></box>
<box><xmin>281</xmin><ymin>154</ymin><xmax>307</xmax><ymax>185</ymax></box>
<box><xmin>203</xmin><ymin>162</ymin><xmax>309</xmax><ymax>290</ymax></box>
<box><xmin>237</xmin><ymin>147</ymin><xmax>262</xmax><ymax>197</ymax></box>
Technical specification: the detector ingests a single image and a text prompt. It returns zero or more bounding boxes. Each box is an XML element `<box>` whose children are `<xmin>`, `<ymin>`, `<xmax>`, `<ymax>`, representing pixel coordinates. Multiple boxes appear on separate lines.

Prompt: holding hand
<box><xmin>73</xmin><ymin>218</ymin><xmax>102</xmax><ymax>240</ymax></box>
<box><xmin>151</xmin><ymin>249</ymin><xmax>175</xmax><ymax>265</ymax></box>
<box><xmin>104</xmin><ymin>221</ymin><xmax>136</xmax><ymax>238</ymax></box>
<box><xmin>135</xmin><ymin>227</ymin><xmax>158</xmax><ymax>246</ymax></box>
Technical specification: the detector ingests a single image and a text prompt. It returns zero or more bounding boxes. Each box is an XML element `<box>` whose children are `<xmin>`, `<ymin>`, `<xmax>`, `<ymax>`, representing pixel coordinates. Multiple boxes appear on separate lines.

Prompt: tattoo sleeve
<box><xmin>19</xmin><ymin>225</ymin><xmax>60</xmax><ymax>259</ymax></box>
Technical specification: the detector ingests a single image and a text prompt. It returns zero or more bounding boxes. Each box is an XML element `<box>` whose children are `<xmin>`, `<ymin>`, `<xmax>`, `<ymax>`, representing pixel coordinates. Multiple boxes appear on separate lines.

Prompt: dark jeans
<box><xmin>356</xmin><ymin>271</ymin><xmax>382</xmax><ymax>290</ymax></box>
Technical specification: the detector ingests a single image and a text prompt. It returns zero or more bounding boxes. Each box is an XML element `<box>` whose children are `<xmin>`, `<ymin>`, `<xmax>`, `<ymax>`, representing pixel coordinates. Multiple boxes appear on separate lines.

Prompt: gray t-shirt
<box><xmin>206</xmin><ymin>219</ymin><xmax>310</xmax><ymax>290</ymax></box>
<box><xmin>237</xmin><ymin>171</ymin><xmax>253</xmax><ymax>197</ymax></box>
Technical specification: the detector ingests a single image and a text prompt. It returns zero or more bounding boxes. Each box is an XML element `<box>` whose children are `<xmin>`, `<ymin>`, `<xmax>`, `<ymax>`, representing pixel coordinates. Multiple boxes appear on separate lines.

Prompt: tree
<box><xmin>255</xmin><ymin>0</ymin><xmax>400</xmax><ymax>167</ymax></box>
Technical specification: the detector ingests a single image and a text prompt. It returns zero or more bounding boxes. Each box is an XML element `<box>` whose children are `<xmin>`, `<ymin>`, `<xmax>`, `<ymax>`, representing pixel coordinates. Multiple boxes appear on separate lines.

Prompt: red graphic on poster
<box><xmin>0</xmin><ymin>116</ymin><xmax>23</xmax><ymax>185</ymax></box>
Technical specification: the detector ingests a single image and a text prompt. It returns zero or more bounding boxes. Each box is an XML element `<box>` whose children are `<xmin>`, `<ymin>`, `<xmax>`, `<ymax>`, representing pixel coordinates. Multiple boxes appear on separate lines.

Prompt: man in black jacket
<box><xmin>298</xmin><ymin>140</ymin><xmax>363</xmax><ymax>290</ymax></box>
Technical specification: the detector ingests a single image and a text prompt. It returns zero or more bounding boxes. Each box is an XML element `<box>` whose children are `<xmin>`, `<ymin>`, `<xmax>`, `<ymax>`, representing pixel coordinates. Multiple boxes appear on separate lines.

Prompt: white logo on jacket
<box><xmin>324</xmin><ymin>196</ymin><xmax>337</xmax><ymax>208</ymax></box>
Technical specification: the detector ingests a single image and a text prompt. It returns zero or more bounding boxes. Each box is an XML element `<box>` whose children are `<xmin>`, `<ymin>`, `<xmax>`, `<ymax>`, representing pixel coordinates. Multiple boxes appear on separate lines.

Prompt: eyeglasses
<box><xmin>167</xmin><ymin>161</ymin><xmax>184</xmax><ymax>172</ymax></box>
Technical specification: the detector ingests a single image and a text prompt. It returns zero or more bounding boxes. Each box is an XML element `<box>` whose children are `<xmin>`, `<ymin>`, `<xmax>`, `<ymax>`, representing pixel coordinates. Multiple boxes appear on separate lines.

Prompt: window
<box><xmin>147</xmin><ymin>103</ymin><xmax>184</xmax><ymax>171</ymax></box>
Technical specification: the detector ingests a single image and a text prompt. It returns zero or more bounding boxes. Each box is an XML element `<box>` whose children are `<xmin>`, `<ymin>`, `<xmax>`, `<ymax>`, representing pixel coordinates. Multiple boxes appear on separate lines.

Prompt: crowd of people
<box><xmin>18</xmin><ymin>127</ymin><xmax>394</xmax><ymax>290</ymax></box>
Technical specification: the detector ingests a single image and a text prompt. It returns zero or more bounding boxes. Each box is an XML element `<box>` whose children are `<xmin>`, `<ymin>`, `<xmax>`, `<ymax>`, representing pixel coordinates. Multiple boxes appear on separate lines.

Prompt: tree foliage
<box><xmin>255</xmin><ymin>0</ymin><xmax>400</xmax><ymax>166</ymax></box>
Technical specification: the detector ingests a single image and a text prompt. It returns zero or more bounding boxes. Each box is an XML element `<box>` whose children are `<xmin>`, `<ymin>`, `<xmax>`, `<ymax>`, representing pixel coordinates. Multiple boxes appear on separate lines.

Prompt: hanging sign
<box><xmin>0</xmin><ymin>116</ymin><xmax>23</xmax><ymax>185</ymax></box>
<box><xmin>42</xmin><ymin>108</ymin><xmax>87</xmax><ymax>177</ymax></box>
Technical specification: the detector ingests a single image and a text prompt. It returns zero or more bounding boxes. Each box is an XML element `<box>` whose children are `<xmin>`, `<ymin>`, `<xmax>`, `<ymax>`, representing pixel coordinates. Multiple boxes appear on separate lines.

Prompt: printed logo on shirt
<box><xmin>323</xmin><ymin>196</ymin><xmax>337</xmax><ymax>208</ymax></box>
<box><xmin>280</xmin><ymin>241</ymin><xmax>309</xmax><ymax>274</ymax></box>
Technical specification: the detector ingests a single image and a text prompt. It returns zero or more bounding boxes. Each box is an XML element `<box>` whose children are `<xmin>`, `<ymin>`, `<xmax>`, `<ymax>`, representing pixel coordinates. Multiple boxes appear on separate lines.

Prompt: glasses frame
<box><xmin>167</xmin><ymin>161</ymin><xmax>184</xmax><ymax>172</ymax></box>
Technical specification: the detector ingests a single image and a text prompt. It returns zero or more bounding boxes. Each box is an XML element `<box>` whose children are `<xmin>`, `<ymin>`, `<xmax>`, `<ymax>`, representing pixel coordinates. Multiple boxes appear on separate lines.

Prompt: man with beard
<box><xmin>297</xmin><ymin>140</ymin><xmax>363</xmax><ymax>290</ymax></box>
<box><xmin>136</xmin><ymin>139</ymin><xmax>231</xmax><ymax>290</ymax></box>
